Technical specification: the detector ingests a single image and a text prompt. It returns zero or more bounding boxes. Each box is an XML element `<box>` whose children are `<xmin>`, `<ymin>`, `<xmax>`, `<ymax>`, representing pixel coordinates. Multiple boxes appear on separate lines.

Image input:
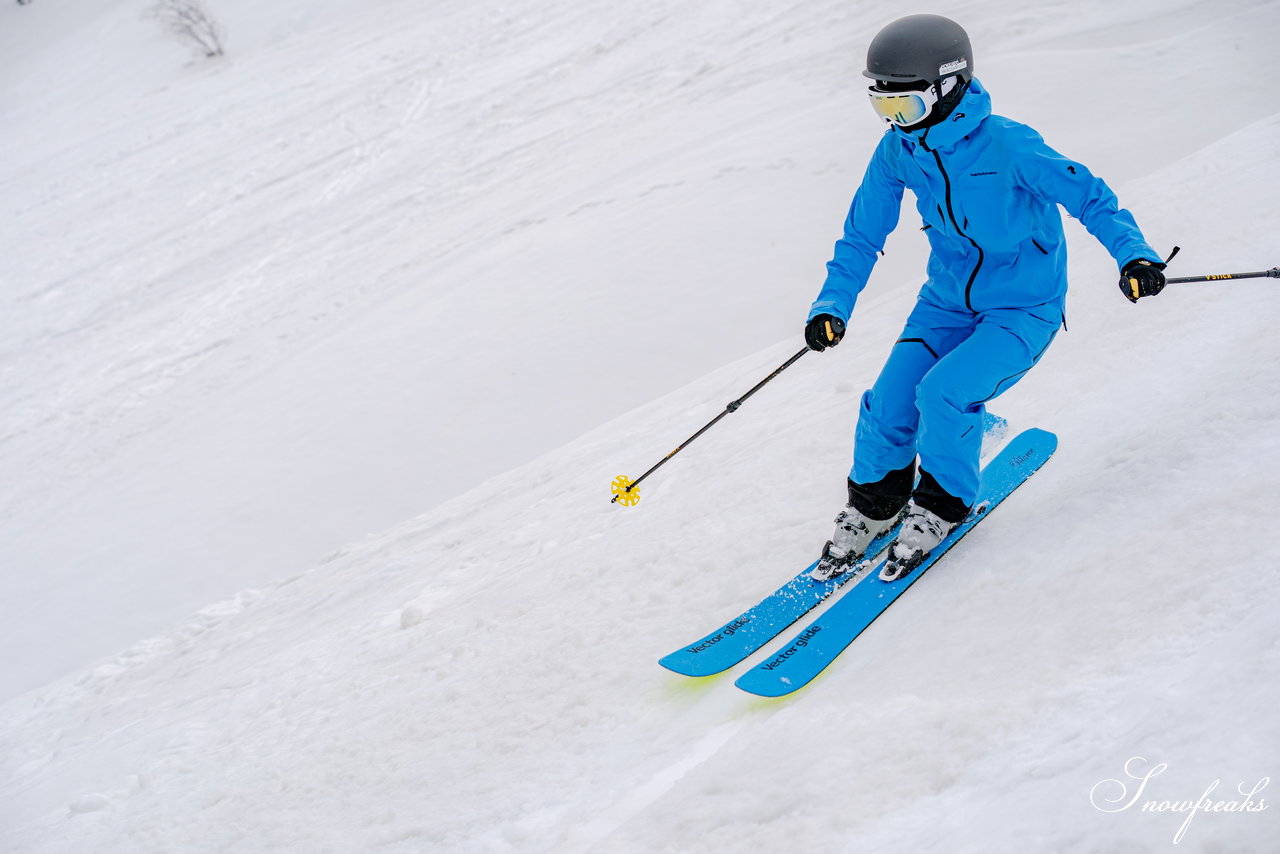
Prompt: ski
<box><xmin>657</xmin><ymin>526</ymin><xmax>901</xmax><ymax>677</ymax></box>
<box><xmin>734</xmin><ymin>427</ymin><xmax>1057</xmax><ymax>697</ymax></box>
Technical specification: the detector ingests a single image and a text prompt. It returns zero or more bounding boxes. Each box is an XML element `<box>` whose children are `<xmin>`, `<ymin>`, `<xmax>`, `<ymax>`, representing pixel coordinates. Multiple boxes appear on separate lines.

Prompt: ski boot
<box><xmin>879</xmin><ymin>502</ymin><xmax>958</xmax><ymax>582</ymax></box>
<box><xmin>811</xmin><ymin>507</ymin><xmax>900</xmax><ymax>581</ymax></box>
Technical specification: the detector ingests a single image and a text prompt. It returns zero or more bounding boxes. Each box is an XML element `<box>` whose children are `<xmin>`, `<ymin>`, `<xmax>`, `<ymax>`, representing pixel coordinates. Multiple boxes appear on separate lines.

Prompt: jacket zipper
<box><xmin>921</xmin><ymin>139</ymin><xmax>984</xmax><ymax>313</ymax></box>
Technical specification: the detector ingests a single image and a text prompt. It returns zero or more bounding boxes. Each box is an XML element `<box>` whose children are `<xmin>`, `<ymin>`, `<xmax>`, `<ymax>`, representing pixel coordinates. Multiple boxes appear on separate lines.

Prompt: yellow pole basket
<box><xmin>610</xmin><ymin>474</ymin><xmax>641</xmax><ymax>507</ymax></box>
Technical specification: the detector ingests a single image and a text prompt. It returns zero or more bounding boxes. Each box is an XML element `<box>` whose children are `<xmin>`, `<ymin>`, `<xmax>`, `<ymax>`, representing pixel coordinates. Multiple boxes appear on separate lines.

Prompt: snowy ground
<box><xmin>2</xmin><ymin>0</ymin><xmax>1279</xmax><ymax>851</ymax></box>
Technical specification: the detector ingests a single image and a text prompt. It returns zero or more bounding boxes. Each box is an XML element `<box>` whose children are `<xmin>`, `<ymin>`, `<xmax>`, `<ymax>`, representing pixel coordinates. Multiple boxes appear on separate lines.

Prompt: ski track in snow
<box><xmin>2</xmin><ymin>0</ymin><xmax>1280</xmax><ymax>851</ymax></box>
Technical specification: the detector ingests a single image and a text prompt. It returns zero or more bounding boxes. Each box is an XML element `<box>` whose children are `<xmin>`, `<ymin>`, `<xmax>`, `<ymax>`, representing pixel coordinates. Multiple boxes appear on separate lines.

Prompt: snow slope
<box><xmin>3</xmin><ymin>0</ymin><xmax>1279</xmax><ymax>851</ymax></box>
<box><xmin>2</xmin><ymin>0</ymin><xmax>934</xmax><ymax>698</ymax></box>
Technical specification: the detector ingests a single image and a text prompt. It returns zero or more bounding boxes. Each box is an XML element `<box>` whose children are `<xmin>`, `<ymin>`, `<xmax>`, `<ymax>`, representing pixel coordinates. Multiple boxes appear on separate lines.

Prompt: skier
<box><xmin>806</xmin><ymin>14</ymin><xmax>1166</xmax><ymax>583</ymax></box>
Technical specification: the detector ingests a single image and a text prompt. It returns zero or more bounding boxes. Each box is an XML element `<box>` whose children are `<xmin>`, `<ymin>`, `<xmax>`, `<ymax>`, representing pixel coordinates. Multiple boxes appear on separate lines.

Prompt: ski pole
<box><xmin>1166</xmin><ymin>267</ymin><xmax>1279</xmax><ymax>285</ymax></box>
<box><xmin>610</xmin><ymin>345</ymin><xmax>811</xmax><ymax>506</ymax></box>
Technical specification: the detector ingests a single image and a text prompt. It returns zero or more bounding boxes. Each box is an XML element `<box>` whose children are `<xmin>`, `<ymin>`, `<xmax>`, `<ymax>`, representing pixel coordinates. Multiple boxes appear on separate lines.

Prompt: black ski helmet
<box><xmin>863</xmin><ymin>15</ymin><xmax>973</xmax><ymax>130</ymax></box>
<box><xmin>863</xmin><ymin>14</ymin><xmax>973</xmax><ymax>86</ymax></box>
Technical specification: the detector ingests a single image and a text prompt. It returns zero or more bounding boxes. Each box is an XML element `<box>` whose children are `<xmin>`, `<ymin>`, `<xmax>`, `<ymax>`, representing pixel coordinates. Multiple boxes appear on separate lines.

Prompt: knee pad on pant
<box><xmin>914</xmin><ymin>368</ymin><xmax>973</xmax><ymax>421</ymax></box>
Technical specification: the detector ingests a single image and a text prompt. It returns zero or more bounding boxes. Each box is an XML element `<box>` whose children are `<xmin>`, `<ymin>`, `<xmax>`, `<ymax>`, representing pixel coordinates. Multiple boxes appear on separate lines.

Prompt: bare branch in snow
<box><xmin>147</xmin><ymin>0</ymin><xmax>225</xmax><ymax>59</ymax></box>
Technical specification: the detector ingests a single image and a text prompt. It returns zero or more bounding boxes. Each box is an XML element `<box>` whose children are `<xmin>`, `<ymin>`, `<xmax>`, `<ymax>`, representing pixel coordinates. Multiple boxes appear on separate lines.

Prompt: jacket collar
<box><xmin>895</xmin><ymin>77</ymin><xmax>991</xmax><ymax>152</ymax></box>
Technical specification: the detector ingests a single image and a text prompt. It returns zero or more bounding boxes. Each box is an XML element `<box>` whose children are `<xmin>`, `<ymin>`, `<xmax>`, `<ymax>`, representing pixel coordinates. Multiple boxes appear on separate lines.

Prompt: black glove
<box><xmin>804</xmin><ymin>314</ymin><xmax>846</xmax><ymax>351</ymax></box>
<box><xmin>1119</xmin><ymin>258</ymin><xmax>1167</xmax><ymax>303</ymax></box>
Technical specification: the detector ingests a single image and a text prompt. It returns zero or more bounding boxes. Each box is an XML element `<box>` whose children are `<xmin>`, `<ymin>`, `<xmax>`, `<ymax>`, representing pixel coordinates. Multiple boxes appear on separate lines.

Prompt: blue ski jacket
<box><xmin>809</xmin><ymin>79</ymin><xmax>1158</xmax><ymax>321</ymax></box>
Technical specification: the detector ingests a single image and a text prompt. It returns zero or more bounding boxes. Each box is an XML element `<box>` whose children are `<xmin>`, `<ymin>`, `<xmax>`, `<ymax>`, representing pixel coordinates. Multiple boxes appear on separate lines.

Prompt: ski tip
<box><xmin>1014</xmin><ymin>427</ymin><xmax>1058</xmax><ymax>453</ymax></box>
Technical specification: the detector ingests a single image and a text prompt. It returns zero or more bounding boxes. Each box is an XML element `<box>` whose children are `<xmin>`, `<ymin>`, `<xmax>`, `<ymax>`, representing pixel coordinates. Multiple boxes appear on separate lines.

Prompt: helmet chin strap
<box><xmin>903</xmin><ymin>76</ymin><xmax>965</xmax><ymax>132</ymax></box>
<box><xmin>933</xmin><ymin>76</ymin><xmax>960</xmax><ymax>107</ymax></box>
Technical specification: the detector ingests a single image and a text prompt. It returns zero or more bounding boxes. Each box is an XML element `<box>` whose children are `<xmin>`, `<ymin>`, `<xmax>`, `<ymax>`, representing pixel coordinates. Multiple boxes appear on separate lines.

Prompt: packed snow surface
<box><xmin>2</xmin><ymin>0</ymin><xmax>1278</xmax><ymax>851</ymax></box>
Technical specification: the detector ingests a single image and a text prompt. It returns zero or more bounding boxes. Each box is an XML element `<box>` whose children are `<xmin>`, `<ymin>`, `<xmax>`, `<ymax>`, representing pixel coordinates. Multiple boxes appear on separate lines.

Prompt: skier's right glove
<box><xmin>804</xmin><ymin>314</ymin><xmax>846</xmax><ymax>351</ymax></box>
<box><xmin>1119</xmin><ymin>258</ymin><xmax>1167</xmax><ymax>303</ymax></box>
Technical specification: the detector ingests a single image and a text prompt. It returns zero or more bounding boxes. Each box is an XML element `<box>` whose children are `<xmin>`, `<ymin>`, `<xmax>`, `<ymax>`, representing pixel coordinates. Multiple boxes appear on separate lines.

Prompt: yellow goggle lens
<box><xmin>869</xmin><ymin>91</ymin><xmax>928</xmax><ymax>125</ymax></box>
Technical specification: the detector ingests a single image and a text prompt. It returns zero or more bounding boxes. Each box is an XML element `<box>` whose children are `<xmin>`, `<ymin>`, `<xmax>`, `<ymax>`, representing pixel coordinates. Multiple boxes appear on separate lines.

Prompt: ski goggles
<box><xmin>867</xmin><ymin>81</ymin><xmax>939</xmax><ymax>126</ymax></box>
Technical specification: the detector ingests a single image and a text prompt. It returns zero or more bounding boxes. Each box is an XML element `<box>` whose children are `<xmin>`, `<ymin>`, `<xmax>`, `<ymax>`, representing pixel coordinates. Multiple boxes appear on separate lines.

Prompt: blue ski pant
<box><xmin>851</xmin><ymin>297</ymin><xmax>1061</xmax><ymax>508</ymax></box>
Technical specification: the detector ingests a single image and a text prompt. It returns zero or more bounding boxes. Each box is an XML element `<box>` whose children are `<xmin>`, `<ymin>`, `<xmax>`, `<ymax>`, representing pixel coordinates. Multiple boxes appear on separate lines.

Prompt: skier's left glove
<box><xmin>1119</xmin><ymin>258</ymin><xmax>1167</xmax><ymax>303</ymax></box>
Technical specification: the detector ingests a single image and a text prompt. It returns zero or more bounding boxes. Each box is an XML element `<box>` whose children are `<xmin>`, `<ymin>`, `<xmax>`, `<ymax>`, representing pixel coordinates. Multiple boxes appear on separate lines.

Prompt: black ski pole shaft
<box><xmin>1166</xmin><ymin>267</ymin><xmax>1279</xmax><ymax>285</ymax></box>
<box><xmin>613</xmin><ymin>345</ymin><xmax>810</xmax><ymax>503</ymax></box>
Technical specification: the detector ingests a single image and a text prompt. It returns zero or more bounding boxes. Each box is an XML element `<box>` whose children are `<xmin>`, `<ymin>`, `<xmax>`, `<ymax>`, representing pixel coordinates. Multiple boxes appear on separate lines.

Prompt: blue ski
<box><xmin>734</xmin><ymin>428</ymin><xmax>1057</xmax><ymax>697</ymax></box>
<box><xmin>658</xmin><ymin>526</ymin><xmax>901</xmax><ymax>677</ymax></box>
